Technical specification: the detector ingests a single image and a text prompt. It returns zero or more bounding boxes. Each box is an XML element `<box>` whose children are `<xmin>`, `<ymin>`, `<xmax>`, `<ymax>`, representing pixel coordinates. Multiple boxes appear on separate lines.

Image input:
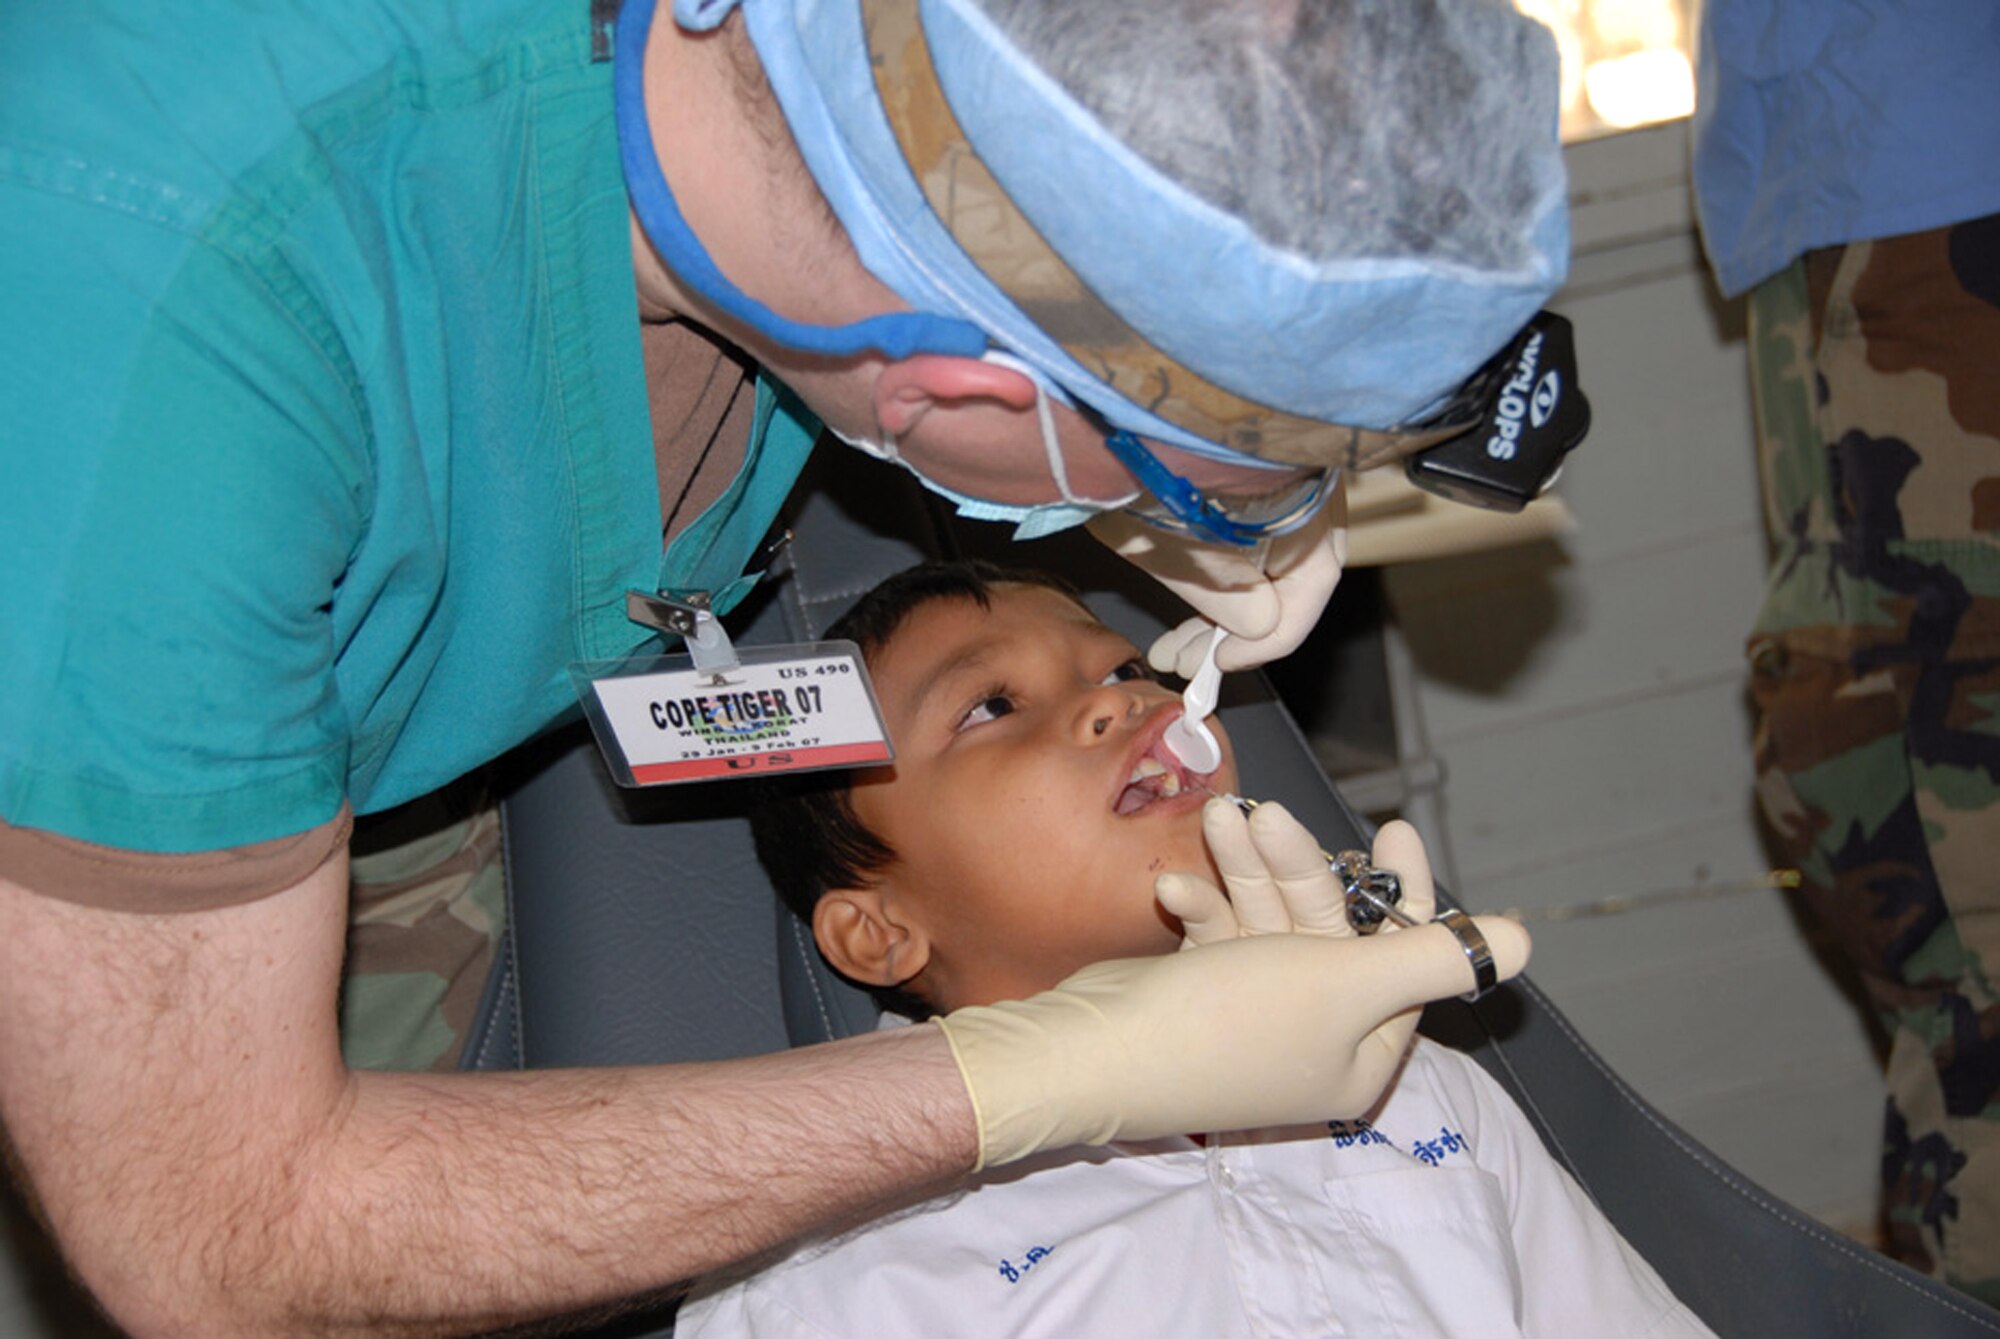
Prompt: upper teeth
<box><xmin>1128</xmin><ymin>756</ymin><xmax>1182</xmax><ymax>796</ymax></box>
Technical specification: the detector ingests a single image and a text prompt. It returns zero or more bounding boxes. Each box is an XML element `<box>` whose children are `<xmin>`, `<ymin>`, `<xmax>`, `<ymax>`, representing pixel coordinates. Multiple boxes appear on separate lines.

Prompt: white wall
<box><xmin>1377</xmin><ymin>122</ymin><xmax>1885</xmax><ymax>1230</ymax></box>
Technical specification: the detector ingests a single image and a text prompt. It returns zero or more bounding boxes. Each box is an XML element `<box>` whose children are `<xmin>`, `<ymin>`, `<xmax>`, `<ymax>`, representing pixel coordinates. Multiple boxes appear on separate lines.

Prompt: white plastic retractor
<box><xmin>1160</xmin><ymin>626</ymin><xmax>1227</xmax><ymax>774</ymax></box>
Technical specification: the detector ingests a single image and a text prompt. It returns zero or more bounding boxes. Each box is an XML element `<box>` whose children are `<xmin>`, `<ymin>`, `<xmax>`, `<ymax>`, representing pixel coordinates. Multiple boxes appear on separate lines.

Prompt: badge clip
<box><xmin>627</xmin><ymin>589</ymin><xmax>739</xmax><ymax>682</ymax></box>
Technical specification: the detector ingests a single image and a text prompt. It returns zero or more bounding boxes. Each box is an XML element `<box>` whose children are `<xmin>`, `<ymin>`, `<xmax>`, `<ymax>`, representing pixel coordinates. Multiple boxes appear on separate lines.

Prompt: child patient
<box><xmin>676</xmin><ymin>560</ymin><xmax>1712</xmax><ymax>1338</ymax></box>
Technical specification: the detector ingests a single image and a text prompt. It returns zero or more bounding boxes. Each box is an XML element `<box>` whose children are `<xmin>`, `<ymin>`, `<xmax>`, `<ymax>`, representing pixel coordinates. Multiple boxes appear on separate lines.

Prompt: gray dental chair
<box><xmin>465</xmin><ymin>450</ymin><xmax>2000</xmax><ymax>1338</ymax></box>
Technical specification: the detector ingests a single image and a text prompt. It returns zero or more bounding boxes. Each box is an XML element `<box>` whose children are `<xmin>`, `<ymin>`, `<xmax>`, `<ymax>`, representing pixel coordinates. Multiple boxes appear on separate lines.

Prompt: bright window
<box><xmin>1516</xmin><ymin>0</ymin><xmax>1699</xmax><ymax>143</ymax></box>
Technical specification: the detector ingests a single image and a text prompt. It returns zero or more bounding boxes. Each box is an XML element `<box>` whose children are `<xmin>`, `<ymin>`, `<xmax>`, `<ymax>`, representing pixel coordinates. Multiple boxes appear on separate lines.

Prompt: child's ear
<box><xmin>813</xmin><ymin>887</ymin><xmax>933</xmax><ymax>989</ymax></box>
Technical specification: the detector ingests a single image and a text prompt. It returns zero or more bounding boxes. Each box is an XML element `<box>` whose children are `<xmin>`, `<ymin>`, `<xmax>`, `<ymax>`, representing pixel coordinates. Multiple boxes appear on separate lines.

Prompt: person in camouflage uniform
<box><xmin>1745</xmin><ymin>213</ymin><xmax>2000</xmax><ymax>1299</ymax></box>
<box><xmin>343</xmin><ymin>775</ymin><xmax>508</xmax><ymax>1072</ymax></box>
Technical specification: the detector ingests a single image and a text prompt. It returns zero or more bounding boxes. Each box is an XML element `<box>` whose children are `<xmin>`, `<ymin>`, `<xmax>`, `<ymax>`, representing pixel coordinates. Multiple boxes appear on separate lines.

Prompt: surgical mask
<box><xmin>613</xmin><ymin>13</ymin><xmax>1135</xmax><ymax>540</ymax></box>
<box><xmin>828</xmin><ymin>350</ymin><xmax>1138</xmax><ymax>541</ymax></box>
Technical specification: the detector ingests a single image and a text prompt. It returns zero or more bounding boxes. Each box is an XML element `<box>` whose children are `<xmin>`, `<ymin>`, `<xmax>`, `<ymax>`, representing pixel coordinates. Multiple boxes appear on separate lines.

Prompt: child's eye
<box><xmin>955</xmin><ymin>689</ymin><xmax>1017</xmax><ymax>732</ymax></box>
<box><xmin>1102</xmin><ymin>657</ymin><xmax>1154</xmax><ymax>686</ymax></box>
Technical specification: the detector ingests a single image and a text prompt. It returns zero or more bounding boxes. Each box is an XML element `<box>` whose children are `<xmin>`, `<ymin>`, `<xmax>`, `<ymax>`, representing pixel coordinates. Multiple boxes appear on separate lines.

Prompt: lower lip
<box><xmin>1117</xmin><ymin>783</ymin><xmax>1214</xmax><ymax>819</ymax></box>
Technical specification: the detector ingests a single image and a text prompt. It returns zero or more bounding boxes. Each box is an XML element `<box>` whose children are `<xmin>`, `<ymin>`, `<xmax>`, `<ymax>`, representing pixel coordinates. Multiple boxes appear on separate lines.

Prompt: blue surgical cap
<box><xmin>670</xmin><ymin>0</ymin><xmax>1570</xmax><ymax>467</ymax></box>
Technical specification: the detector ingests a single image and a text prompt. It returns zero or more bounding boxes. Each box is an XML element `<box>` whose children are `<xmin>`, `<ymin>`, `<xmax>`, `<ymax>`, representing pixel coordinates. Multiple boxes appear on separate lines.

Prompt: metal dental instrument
<box><xmin>1161</xmin><ymin>626</ymin><xmax>1227</xmax><ymax>774</ymax></box>
<box><xmin>1329</xmin><ymin>848</ymin><xmax>1418</xmax><ymax>932</ymax></box>
<box><xmin>1210</xmin><ymin>793</ymin><xmax>1498</xmax><ymax>1003</ymax></box>
<box><xmin>1216</xmin><ymin>794</ymin><xmax>1414</xmax><ymax>932</ymax></box>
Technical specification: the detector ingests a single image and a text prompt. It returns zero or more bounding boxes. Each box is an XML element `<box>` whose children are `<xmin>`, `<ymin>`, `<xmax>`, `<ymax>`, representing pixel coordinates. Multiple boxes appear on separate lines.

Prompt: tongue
<box><xmin>1116</xmin><ymin>777</ymin><xmax>1164</xmax><ymax>816</ymax></box>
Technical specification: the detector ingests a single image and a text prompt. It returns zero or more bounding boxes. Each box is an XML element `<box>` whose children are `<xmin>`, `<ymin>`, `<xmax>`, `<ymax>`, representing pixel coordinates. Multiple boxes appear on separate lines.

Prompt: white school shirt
<box><xmin>677</xmin><ymin>1038</ymin><xmax>1714</xmax><ymax>1338</ymax></box>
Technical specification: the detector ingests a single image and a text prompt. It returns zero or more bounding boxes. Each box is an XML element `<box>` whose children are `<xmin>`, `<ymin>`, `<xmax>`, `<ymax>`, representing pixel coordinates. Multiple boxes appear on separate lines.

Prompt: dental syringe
<box><xmin>1204</xmin><ymin>791</ymin><xmax>1415</xmax><ymax>932</ymax></box>
<box><xmin>1193</xmin><ymin>786</ymin><xmax>1498</xmax><ymax>999</ymax></box>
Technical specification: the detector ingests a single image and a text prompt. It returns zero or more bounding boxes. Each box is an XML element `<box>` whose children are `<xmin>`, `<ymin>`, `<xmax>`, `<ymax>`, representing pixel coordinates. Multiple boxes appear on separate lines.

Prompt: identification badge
<box><xmin>574</xmin><ymin>641</ymin><xmax>894</xmax><ymax>787</ymax></box>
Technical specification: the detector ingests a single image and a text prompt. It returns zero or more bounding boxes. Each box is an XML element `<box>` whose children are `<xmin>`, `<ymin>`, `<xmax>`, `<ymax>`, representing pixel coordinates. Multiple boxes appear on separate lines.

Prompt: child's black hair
<box><xmin>749</xmin><ymin>559</ymin><xmax>1090</xmax><ymax>940</ymax></box>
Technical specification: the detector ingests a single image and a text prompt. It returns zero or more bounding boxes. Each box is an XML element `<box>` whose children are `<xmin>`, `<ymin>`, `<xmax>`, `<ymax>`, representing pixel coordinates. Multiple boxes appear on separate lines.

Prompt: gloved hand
<box><xmin>1156</xmin><ymin>796</ymin><xmax>1398</xmax><ymax>940</ymax></box>
<box><xmin>933</xmin><ymin>800</ymin><xmax>1530</xmax><ymax>1170</ymax></box>
<box><xmin>1087</xmin><ymin>476</ymin><xmax>1348</xmax><ymax>676</ymax></box>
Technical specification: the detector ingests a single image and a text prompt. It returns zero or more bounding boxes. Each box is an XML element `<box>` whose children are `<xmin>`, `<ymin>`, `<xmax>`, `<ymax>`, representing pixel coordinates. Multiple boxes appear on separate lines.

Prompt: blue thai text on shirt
<box><xmin>996</xmin><ymin>1244</ymin><xmax>1054</xmax><ymax>1285</ymax></box>
<box><xmin>1327</xmin><ymin>1118</ymin><xmax>1393</xmax><ymax>1149</ymax></box>
<box><xmin>1329</xmin><ymin>1117</ymin><xmax>1469</xmax><ymax>1166</ymax></box>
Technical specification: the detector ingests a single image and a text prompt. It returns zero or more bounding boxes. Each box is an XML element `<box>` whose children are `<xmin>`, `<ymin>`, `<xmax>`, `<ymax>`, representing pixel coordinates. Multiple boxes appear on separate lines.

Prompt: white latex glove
<box><xmin>1156</xmin><ymin>796</ymin><xmax>1377</xmax><ymax>940</ymax></box>
<box><xmin>1087</xmin><ymin>475</ymin><xmax>1348</xmax><ymax>677</ymax></box>
<box><xmin>933</xmin><ymin>801</ymin><xmax>1530</xmax><ymax>1170</ymax></box>
<box><xmin>1160</xmin><ymin>798</ymin><xmax>1527</xmax><ymax>1009</ymax></box>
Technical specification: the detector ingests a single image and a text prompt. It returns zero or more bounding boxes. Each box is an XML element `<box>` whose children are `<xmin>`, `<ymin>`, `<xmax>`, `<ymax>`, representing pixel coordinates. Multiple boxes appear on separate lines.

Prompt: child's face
<box><xmin>846</xmin><ymin>584</ymin><xmax>1239</xmax><ymax>1010</ymax></box>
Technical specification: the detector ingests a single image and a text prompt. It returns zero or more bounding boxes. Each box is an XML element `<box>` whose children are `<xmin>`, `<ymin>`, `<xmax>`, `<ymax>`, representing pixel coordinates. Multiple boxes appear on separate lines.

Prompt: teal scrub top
<box><xmin>0</xmin><ymin>0</ymin><xmax>820</xmax><ymax>854</ymax></box>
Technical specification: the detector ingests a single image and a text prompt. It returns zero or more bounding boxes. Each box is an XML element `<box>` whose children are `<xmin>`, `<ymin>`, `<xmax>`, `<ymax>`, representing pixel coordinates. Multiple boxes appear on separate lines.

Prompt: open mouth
<box><xmin>1114</xmin><ymin>738</ymin><xmax>1207</xmax><ymax>816</ymax></box>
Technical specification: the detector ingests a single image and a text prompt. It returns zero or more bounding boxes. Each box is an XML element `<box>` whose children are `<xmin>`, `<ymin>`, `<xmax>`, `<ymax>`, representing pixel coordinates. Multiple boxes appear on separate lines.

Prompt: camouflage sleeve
<box><xmin>1745</xmin><ymin>214</ymin><xmax>2000</xmax><ymax>1301</ymax></box>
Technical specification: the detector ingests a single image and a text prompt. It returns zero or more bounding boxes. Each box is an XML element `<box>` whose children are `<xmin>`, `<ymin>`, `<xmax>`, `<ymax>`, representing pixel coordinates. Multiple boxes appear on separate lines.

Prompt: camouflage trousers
<box><xmin>1746</xmin><ymin>215</ymin><xmax>2000</xmax><ymax>1301</ymax></box>
<box><xmin>342</xmin><ymin>773</ymin><xmax>508</xmax><ymax>1072</ymax></box>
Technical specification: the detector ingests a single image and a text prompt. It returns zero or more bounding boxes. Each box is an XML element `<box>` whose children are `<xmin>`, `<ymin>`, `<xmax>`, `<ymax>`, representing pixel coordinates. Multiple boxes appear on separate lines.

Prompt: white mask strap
<box><xmin>1034</xmin><ymin>383</ymin><xmax>1080</xmax><ymax>502</ymax></box>
<box><xmin>981</xmin><ymin>349</ymin><xmax>1137</xmax><ymax>510</ymax></box>
<box><xmin>827</xmin><ymin>421</ymin><xmax>901</xmax><ymax>465</ymax></box>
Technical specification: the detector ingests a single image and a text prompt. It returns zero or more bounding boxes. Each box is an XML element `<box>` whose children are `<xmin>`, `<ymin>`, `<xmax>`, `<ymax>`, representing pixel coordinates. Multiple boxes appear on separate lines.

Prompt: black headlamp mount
<box><xmin>1405</xmin><ymin>310</ymin><xmax>1591</xmax><ymax>512</ymax></box>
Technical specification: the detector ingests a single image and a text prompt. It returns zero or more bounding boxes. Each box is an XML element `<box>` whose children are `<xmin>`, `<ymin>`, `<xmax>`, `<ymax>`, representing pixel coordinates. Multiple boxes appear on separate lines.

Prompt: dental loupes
<box><xmin>1160</xmin><ymin>626</ymin><xmax>1226</xmax><ymax>774</ymax></box>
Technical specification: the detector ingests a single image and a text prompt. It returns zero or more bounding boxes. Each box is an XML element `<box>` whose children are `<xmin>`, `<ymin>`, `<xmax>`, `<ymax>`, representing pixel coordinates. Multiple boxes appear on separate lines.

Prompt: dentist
<box><xmin>0</xmin><ymin>0</ymin><xmax>1563</xmax><ymax>1331</ymax></box>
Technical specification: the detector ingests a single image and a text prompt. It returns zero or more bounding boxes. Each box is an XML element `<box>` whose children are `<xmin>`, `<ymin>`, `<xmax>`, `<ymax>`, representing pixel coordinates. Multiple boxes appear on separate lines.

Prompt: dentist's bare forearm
<box><xmin>0</xmin><ymin>860</ymin><xmax>974</xmax><ymax>1338</ymax></box>
<box><xmin>298</xmin><ymin>1028</ymin><xmax>973</xmax><ymax>1335</ymax></box>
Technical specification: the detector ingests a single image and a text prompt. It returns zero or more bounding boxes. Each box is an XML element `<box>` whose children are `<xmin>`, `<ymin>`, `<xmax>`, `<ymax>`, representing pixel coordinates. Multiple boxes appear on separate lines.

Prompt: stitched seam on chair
<box><xmin>801</xmin><ymin>577</ymin><xmax>886</xmax><ymax>628</ymax></box>
<box><xmin>790</xmin><ymin>914</ymin><xmax>844</xmax><ymax>1040</ymax></box>
<box><xmin>789</xmin><ymin>915</ymin><xmax>841</xmax><ymax>1041</ymax></box>
<box><xmin>485</xmin><ymin>800</ymin><xmax>526</xmax><ymax>1069</ymax></box>
<box><xmin>488</xmin><ymin>939</ymin><xmax>512</xmax><ymax>1063</ymax></box>
<box><xmin>780</xmin><ymin>546</ymin><xmax>879</xmax><ymax>642</ymax></box>
<box><xmin>470</xmin><ymin>958</ymin><xmax>501</xmax><ymax>1068</ymax></box>
<box><xmin>1532</xmin><ymin>991</ymin><xmax>2000</xmax><ymax>1328</ymax></box>
<box><xmin>811</xmin><ymin>587</ymin><xmax>874</xmax><ymax>617</ymax></box>
<box><xmin>1477</xmin><ymin>997</ymin><xmax>1591</xmax><ymax>1188</ymax></box>
<box><xmin>779</xmin><ymin>564</ymin><xmax>810</xmax><ymax>640</ymax></box>
<box><xmin>472</xmin><ymin>915</ymin><xmax>511</xmax><ymax>1069</ymax></box>
<box><xmin>481</xmin><ymin>955</ymin><xmax>519</xmax><ymax>1068</ymax></box>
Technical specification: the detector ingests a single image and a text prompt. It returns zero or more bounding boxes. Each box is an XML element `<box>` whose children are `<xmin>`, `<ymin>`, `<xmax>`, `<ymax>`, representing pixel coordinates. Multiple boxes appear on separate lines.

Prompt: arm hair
<box><xmin>0</xmin><ymin>854</ymin><xmax>973</xmax><ymax>1337</ymax></box>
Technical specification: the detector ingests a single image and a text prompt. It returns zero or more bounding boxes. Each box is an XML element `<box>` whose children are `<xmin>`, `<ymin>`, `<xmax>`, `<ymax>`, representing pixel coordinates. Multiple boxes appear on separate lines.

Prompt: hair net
<box><xmin>672</xmin><ymin>0</ymin><xmax>1568</xmax><ymax>465</ymax></box>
